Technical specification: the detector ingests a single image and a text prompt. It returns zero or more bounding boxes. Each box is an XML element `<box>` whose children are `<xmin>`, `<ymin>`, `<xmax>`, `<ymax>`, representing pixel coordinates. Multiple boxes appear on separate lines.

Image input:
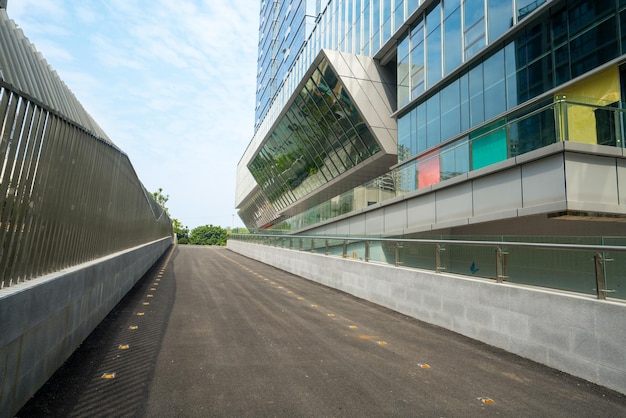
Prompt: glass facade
<box><xmin>249</xmin><ymin>57</ymin><xmax>381</xmax><ymax>213</ymax></box>
<box><xmin>240</xmin><ymin>0</ymin><xmax>626</xmax><ymax>231</ymax></box>
<box><xmin>398</xmin><ymin>0</ymin><xmax>625</xmax><ymax>164</ymax></box>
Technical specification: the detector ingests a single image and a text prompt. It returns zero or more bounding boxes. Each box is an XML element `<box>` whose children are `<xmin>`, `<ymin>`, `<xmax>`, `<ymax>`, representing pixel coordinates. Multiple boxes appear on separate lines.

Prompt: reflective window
<box><xmin>464</xmin><ymin>0</ymin><xmax>486</xmax><ymax>59</ymax></box>
<box><xmin>426</xmin><ymin>92</ymin><xmax>441</xmax><ymax>148</ymax></box>
<box><xmin>426</xmin><ymin>4</ymin><xmax>442</xmax><ymax>87</ymax></box>
<box><xmin>410</xmin><ymin>21</ymin><xmax>425</xmax><ymax>97</ymax></box>
<box><xmin>249</xmin><ymin>58</ymin><xmax>382</xmax><ymax>210</ymax></box>
<box><xmin>487</xmin><ymin>0</ymin><xmax>512</xmax><ymax>42</ymax></box>
<box><xmin>372</xmin><ymin>0</ymin><xmax>381</xmax><ymax>52</ymax></box>
<box><xmin>398</xmin><ymin>113</ymin><xmax>412</xmax><ymax>162</ymax></box>
<box><xmin>570</xmin><ymin>16</ymin><xmax>618</xmax><ymax>79</ymax></box>
<box><xmin>483</xmin><ymin>50</ymin><xmax>506</xmax><ymax>120</ymax></box>
<box><xmin>469</xmin><ymin>64</ymin><xmax>484</xmax><ymax>126</ymax></box>
<box><xmin>416</xmin><ymin>103</ymin><xmax>427</xmax><ymax>152</ymax></box>
<box><xmin>440</xmin><ymin>137</ymin><xmax>469</xmax><ymax>180</ymax></box>
<box><xmin>444</xmin><ymin>4</ymin><xmax>462</xmax><ymax>75</ymax></box>
<box><xmin>395</xmin><ymin>0</ymin><xmax>405</xmax><ymax>32</ymax></box>
<box><xmin>441</xmin><ymin>79</ymin><xmax>461</xmax><ymax>140</ymax></box>
<box><xmin>504</xmin><ymin>43</ymin><xmax>518</xmax><ymax>109</ymax></box>
<box><xmin>383</xmin><ymin>0</ymin><xmax>393</xmax><ymax>42</ymax></box>
<box><xmin>398</xmin><ymin>35</ymin><xmax>411</xmax><ymax>107</ymax></box>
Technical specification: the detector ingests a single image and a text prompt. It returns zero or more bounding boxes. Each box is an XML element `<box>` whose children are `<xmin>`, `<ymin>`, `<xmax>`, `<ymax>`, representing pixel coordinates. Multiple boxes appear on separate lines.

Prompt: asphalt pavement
<box><xmin>17</xmin><ymin>245</ymin><xmax>626</xmax><ymax>417</ymax></box>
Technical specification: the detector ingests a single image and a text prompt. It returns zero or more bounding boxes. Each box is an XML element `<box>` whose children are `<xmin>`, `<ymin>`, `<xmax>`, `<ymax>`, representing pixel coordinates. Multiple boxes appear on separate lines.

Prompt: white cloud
<box><xmin>8</xmin><ymin>0</ymin><xmax>260</xmax><ymax>228</ymax></box>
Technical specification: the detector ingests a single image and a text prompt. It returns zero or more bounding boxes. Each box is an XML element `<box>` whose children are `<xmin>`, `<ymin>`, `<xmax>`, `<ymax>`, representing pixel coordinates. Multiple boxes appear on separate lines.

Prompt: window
<box><xmin>443</xmin><ymin>5</ymin><xmax>462</xmax><ymax>75</ymax></box>
<box><xmin>426</xmin><ymin>4</ymin><xmax>442</xmax><ymax>87</ymax></box>
<box><xmin>464</xmin><ymin>0</ymin><xmax>486</xmax><ymax>59</ymax></box>
<box><xmin>487</xmin><ymin>0</ymin><xmax>512</xmax><ymax>42</ymax></box>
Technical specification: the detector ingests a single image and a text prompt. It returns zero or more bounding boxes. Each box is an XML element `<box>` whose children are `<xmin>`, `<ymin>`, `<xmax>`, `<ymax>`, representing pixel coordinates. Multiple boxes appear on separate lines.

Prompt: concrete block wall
<box><xmin>0</xmin><ymin>237</ymin><xmax>172</xmax><ymax>417</ymax></box>
<box><xmin>228</xmin><ymin>240</ymin><xmax>626</xmax><ymax>395</ymax></box>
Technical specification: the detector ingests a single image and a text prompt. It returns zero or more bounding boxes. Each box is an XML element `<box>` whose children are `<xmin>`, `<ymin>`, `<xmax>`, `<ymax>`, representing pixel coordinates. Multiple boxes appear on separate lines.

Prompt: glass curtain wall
<box><xmin>397</xmin><ymin>0</ymin><xmax>623</xmax><ymax>164</ymax></box>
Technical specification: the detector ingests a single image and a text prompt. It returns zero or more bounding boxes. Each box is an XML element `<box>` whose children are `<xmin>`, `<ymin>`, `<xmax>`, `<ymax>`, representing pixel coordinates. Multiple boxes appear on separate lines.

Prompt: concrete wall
<box><xmin>0</xmin><ymin>237</ymin><xmax>172</xmax><ymax>417</ymax></box>
<box><xmin>228</xmin><ymin>240</ymin><xmax>626</xmax><ymax>395</ymax></box>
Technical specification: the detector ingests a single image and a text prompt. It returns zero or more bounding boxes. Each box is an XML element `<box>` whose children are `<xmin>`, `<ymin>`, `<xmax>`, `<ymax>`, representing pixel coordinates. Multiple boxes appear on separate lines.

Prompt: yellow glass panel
<box><xmin>556</xmin><ymin>66</ymin><xmax>620</xmax><ymax>144</ymax></box>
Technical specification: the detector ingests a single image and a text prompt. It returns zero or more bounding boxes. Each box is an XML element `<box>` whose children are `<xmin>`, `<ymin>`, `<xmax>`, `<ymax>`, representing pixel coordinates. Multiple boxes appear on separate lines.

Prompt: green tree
<box><xmin>152</xmin><ymin>187</ymin><xmax>170</xmax><ymax>216</ymax></box>
<box><xmin>172</xmin><ymin>218</ymin><xmax>189</xmax><ymax>243</ymax></box>
<box><xmin>189</xmin><ymin>224</ymin><xmax>228</xmax><ymax>246</ymax></box>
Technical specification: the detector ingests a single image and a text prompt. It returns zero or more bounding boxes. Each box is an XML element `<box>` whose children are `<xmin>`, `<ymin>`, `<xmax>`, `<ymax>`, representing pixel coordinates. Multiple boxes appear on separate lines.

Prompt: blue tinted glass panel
<box><xmin>464</xmin><ymin>0</ymin><xmax>485</xmax><ymax>59</ymax></box>
<box><xmin>444</xmin><ymin>7</ymin><xmax>462</xmax><ymax>75</ymax></box>
<box><xmin>426</xmin><ymin>5</ymin><xmax>442</xmax><ymax>87</ymax></box>
<box><xmin>441</xmin><ymin>80</ymin><xmax>461</xmax><ymax>141</ymax></box>
<box><xmin>416</xmin><ymin>103</ymin><xmax>427</xmax><ymax>153</ymax></box>
<box><xmin>487</xmin><ymin>0</ymin><xmax>512</xmax><ymax>42</ymax></box>
<box><xmin>469</xmin><ymin>64</ymin><xmax>484</xmax><ymax>126</ymax></box>
<box><xmin>440</xmin><ymin>137</ymin><xmax>469</xmax><ymax>180</ymax></box>
<box><xmin>426</xmin><ymin>93</ymin><xmax>441</xmax><ymax>148</ymax></box>
<box><xmin>398</xmin><ymin>35</ymin><xmax>411</xmax><ymax>107</ymax></box>
<box><xmin>483</xmin><ymin>50</ymin><xmax>506</xmax><ymax>120</ymax></box>
<box><xmin>398</xmin><ymin>113</ymin><xmax>412</xmax><ymax>162</ymax></box>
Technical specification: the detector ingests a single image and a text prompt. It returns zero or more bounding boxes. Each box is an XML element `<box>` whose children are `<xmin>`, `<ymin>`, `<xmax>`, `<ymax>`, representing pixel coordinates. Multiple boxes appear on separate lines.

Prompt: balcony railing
<box><xmin>230</xmin><ymin>233</ymin><xmax>626</xmax><ymax>301</ymax></box>
<box><xmin>272</xmin><ymin>97</ymin><xmax>626</xmax><ymax>231</ymax></box>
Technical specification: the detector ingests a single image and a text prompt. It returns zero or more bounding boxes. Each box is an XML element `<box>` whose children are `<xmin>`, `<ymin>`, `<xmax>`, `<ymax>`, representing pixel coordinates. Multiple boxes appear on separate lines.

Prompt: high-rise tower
<box><xmin>238</xmin><ymin>0</ymin><xmax>626</xmax><ymax>239</ymax></box>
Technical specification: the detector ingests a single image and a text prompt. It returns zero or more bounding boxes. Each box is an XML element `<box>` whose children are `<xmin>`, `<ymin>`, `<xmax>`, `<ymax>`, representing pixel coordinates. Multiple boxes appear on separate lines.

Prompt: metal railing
<box><xmin>0</xmin><ymin>12</ymin><xmax>172</xmax><ymax>289</ymax></box>
<box><xmin>229</xmin><ymin>234</ymin><xmax>626</xmax><ymax>301</ymax></box>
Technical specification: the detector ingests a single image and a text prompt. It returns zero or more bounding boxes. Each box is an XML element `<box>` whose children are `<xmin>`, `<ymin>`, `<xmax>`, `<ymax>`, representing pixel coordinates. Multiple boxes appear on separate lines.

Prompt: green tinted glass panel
<box><xmin>470</xmin><ymin>121</ymin><xmax>508</xmax><ymax>170</ymax></box>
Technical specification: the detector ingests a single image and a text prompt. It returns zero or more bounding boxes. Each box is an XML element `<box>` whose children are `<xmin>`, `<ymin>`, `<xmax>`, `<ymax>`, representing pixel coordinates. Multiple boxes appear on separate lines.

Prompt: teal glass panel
<box><xmin>470</xmin><ymin>121</ymin><xmax>508</xmax><ymax>170</ymax></box>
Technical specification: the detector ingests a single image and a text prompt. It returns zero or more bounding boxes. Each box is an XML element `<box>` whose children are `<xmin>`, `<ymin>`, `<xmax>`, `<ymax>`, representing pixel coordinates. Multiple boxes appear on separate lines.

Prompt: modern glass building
<box><xmin>237</xmin><ymin>0</ymin><xmax>626</xmax><ymax>238</ymax></box>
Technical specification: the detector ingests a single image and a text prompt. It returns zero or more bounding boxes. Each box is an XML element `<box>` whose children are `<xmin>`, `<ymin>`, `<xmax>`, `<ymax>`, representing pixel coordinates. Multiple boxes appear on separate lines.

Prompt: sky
<box><xmin>9</xmin><ymin>0</ymin><xmax>260</xmax><ymax>230</ymax></box>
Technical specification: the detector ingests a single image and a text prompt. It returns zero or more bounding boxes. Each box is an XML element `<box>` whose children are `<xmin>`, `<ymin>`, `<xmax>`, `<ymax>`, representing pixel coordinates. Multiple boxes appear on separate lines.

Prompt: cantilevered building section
<box><xmin>237</xmin><ymin>0</ymin><xmax>626</xmax><ymax>237</ymax></box>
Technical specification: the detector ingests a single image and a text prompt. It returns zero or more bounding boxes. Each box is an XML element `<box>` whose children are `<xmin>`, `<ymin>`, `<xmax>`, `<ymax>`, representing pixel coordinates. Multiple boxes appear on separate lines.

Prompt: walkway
<box><xmin>18</xmin><ymin>246</ymin><xmax>626</xmax><ymax>417</ymax></box>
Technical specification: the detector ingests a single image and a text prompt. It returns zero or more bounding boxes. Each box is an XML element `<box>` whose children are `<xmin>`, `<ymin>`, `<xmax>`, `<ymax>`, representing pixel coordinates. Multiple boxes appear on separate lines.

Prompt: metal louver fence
<box><xmin>0</xmin><ymin>10</ymin><xmax>172</xmax><ymax>288</ymax></box>
<box><xmin>0</xmin><ymin>83</ymin><xmax>172</xmax><ymax>289</ymax></box>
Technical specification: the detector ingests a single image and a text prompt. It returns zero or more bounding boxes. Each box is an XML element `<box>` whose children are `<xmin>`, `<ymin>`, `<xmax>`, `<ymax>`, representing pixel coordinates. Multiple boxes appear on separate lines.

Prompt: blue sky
<box><xmin>9</xmin><ymin>0</ymin><xmax>259</xmax><ymax>230</ymax></box>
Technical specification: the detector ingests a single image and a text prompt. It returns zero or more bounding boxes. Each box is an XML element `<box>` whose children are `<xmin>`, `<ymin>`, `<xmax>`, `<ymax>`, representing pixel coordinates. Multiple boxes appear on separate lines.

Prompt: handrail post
<box><xmin>496</xmin><ymin>247</ymin><xmax>508</xmax><ymax>283</ymax></box>
<box><xmin>394</xmin><ymin>243</ymin><xmax>402</xmax><ymax>267</ymax></box>
<box><xmin>594</xmin><ymin>252</ymin><xmax>607</xmax><ymax>300</ymax></box>
<box><xmin>342</xmin><ymin>240</ymin><xmax>348</xmax><ymax>258</ymax></box>
<box><xmin>435</xmin><ymin>244</ymin><xmax>446</xmax><ymax>273</ymax></box>
<box><xmin>311</xmin><ymin>238</ymin><xmax>315</xmax><ymax>253</ymax></box>
<box><xmin>325</xmin><ymin>239</ymin><xmax>329</xmax><ymax>255</ymax></box>
<box><xmin>365</xmin><ymin>241</ymin><xmax>370</xmax><ymax>262</ymax></box>
<box><xmin>299</xmin><ymin>238</ymin><xmax>303</xmax><ymax>251</ymax></box>
<box><xmin>289</xmin><ymin>238</ymin><xmax>293</xmax><ymax>249</ymax></box>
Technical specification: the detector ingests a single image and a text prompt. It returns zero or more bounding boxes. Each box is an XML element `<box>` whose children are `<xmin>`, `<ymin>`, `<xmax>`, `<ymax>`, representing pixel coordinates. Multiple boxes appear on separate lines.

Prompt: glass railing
<box><xmin>270</xmin><ymin>97</ymin><xmax>626</xmax><ymax>232</ymax></box>
<box><xmin>229</xmin><ymin>234</ymin><xmax>626</xmax><ymax>301</ymax></box>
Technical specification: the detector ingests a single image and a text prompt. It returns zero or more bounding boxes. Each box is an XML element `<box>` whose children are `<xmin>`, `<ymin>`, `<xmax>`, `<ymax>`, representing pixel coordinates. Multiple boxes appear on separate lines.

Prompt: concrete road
<box><xmin>18</xmin><ymin>245</ymin><xmax>626</xmax><ymax>417</ymax></box>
